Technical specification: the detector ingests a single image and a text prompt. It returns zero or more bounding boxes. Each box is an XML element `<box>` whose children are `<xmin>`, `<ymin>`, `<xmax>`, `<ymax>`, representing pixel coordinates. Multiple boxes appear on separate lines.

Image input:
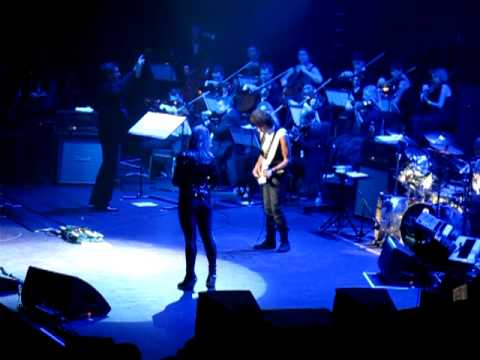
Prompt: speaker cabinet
<box><xmin>378</xmin><ymin>236</ymin><xmax>421</xmax><ymax>283</ymax></box>
<box><xmin>333</xmin><ymin>287</ymin><xmax>396</xmax><ymax>329</ymax></box>
<box><xmin>354</xmin><ymin>165</ymin><xmax>390</xmax><ymax>217</ymax></box>
<box><xmin>195</xmin><ymin>291</ymin><xmax>262</xmax><ymax>341</ymax></box>
<box><xmin>57</xmin><ymin>138</ymin><xmax>102</xmax><ymax>184</ymax></box>
<box><xmin>21</xmin><ymin>266</ymin><xmax>111</xmax><ymax>321</ymax></box>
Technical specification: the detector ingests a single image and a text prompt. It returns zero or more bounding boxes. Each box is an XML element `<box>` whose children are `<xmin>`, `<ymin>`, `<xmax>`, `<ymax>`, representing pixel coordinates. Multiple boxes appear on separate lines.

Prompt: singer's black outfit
<box><xmin>173</xmin><ymin>152</ymin><xmax>217</xmax><ymax>289</ymax></box>
<box><xmin>89</xmin><ymin>72</ymin><xmax>135</xmax><ymax>209</ymax></box>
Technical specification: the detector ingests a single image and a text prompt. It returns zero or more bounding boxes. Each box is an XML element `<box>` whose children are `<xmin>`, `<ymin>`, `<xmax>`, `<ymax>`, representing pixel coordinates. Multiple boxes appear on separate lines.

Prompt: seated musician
<box><xmin>243</xmin><ymin>45</ymin><xmax>261</xmax><ymax>77</ymax></box>
<box><xmin>339</xmin><ymin>51</ymin><xmax>371</xmax><ymax>104</ymax></box>
<box><xmin>242</xmin><ymin>62</ymin><xmax>283</xmax><ymax>110</ymax></box>
<box><xmin>204</xmin><ymin>99</ymin><xmax>244</xmax><ymax>188</ymax></box>
<box><xmin>288</xmin><ymin>84</ymin><xmax>331</xmax><ymax>197</ymax></box>
<box><xmin>352</xmin><ymin>85</ymin><xmax>384</xmax><ymax>136</ymax></box>
<box><xmin>376</xmin><ymin>60</ymin><xmax>413</xmax><ymax>132</ymax></box>
<box><xmin>337</xmin><ymin>52</ymin><xmax>374</xmax><ymax>135</ymax></box>
<box><xmin>281</xmin><ymin>48</ymin><xmax>323</xmax><ymax>101</ymax></box>
<box><xmin>204</xmin><ymin>65</ymin><xmax>230</xmax><ymax>97</ymax></box>
<box><xmin>410</xmin><ymin>67</ymin><xmax>454</xmax><ymax>142</ymax></box>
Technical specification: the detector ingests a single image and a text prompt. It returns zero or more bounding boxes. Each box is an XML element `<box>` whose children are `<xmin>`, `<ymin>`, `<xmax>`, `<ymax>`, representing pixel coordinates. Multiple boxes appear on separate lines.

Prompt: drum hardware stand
<box><xmin>393</xmin><ymin>151</ymin><xmax>402</xmax><ymax>195</ymax></box>
<box><xmin>357</xmin><ymin>195</ymin><xmax>382</xmax><ymax>243</ymax></box>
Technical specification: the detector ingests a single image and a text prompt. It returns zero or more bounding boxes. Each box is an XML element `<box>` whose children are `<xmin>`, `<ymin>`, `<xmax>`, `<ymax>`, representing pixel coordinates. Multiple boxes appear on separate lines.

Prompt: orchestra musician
<box><xmin>89</xmin><ymin>54</ymin><xmax>145</xmax><ymax>212</ymax></box>
<box><xmin>281</xmin><ymin>48</ymin><xmax>323</xmax><ymax>101</ymax></box>
<box><xmin>339</xmin><ymin>51</ymin><xmax>371</xmax><ymax>103</ymax></box>
<box><xmin>204</xmin><ymin>97</ymin><xmax>243</xmax><ymax>188</ymax></box>
<box><xmin>204</xmin><ymin>65</ymin><xmax>231</xmax><ymax>98</ymax></box>
<box><xmin>243</xmin><ymin>45</ymin><xmax>261</xmax><ymax>77</ymax></box>
<box><xmin>377</xmin><ymin>60</ymin><xmax>412</xmax><ymax>113</ymax></box>
<box><xmin>288</xmin><ymin>84</ymin><xmax>331</xmax><ymax>197</ymax></box>
<box><xmin>410</xmin><ymin>67</ymin><xmax>454</xmax><ymax>141</ymax></box>
<box><xmin>258</xmin><ymin>62</ymin><xmax>283</xmax><ymax>109</ymax></box>
<box><xmin>251</xmin><ymin>109</ymin><xmax>291</xmax><ymax>252</ymax></box>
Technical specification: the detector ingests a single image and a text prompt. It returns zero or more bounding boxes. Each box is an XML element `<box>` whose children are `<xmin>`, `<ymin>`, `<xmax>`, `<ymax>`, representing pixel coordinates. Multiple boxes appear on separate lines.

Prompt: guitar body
<box><xmin>256</xmin><ymin>156</ymin><xmax>269</xmax><ymax>185</ymax></box>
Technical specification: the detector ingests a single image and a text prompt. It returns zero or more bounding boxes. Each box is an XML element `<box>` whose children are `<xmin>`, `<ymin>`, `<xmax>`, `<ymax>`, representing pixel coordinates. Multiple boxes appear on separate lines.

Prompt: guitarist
<box><xmin>251</xmin><ymin>109</ymin><xmax>291</xmax><ymax>252</ymax></box>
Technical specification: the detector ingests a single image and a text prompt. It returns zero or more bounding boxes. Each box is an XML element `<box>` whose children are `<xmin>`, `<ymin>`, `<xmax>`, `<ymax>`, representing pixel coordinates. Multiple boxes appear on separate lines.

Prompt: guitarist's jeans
<box><xmin>262</xmin><ymin>175</ymin><xmax>289</xmax><ymax>243</ymax></box>
<box><xmin>178</xmin><ymin>194</ymin><xmax>217</xmax><ymax>278</ymax></box>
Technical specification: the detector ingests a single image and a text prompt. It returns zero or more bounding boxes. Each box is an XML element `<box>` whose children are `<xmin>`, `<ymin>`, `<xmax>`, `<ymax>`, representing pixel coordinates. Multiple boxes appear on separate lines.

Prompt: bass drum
<box><xmin>375</xmin><ymin>194</ymin><xmax>410</xmax><ymax>243</ymax></box>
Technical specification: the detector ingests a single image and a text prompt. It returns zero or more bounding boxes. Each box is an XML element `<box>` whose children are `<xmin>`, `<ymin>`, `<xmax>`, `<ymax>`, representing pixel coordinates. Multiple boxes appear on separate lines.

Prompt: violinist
<box><xmin>376</xmin><ymin>60</ymin><xmax>413</xmax><ymax>132</ymax></box>
<box><xmin>258</xmin><ymin>62</ymin><xmax>283</xmax><ymax>109</ymax></box>
<box><xmin>338</xmin><ymin>52</ymin><xmax>373</xmax><ymax>135</ymax></box>
<box><xmin>288</xmin><ymin>84</ymin><xmax>331</xmax><ymax>197</ymax></box>
<box><xmin>339</xmin><ymin>52</ymin><xmax>367</xmax><ymax>100</ymax></box>
<box><xmin>204</xmin><ymin>65</ymin><xmax>230</xmax><ymax>98</ymax></box>
<box><xmin>377</xmin><ymin>60</ymin><xmax>412</xmax><ymax>113</ymax></box>
<box><xmin>281</xmin><ymin>48</ymin><xmax>323</xmax><ymax>101</ymax></box>
<box><xmin>205</xmin><ymin>97</ymin><xmax>243</xmax><ymax>188</ymax></box>
<box><xmin>410</xmin><ymin>67</ymin><xmax>453</xmax><ymax>141</ymax></box>
<box><xmin>243</xmin><ymin>46</ymin><xmax>261</xmax><ymax>77</ymax></box>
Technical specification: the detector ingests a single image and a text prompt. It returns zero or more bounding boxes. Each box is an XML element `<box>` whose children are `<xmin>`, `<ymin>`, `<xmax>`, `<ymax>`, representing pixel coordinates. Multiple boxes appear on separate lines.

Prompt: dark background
<box><xmin>0</xmin><ymin>0</ymin><xmax>477</xmax><ymax>84</ymax></box>
<box><xmin>1</xmin><ymin>0</ymin><xmax>479</xmax><ymax>155</ymax></box>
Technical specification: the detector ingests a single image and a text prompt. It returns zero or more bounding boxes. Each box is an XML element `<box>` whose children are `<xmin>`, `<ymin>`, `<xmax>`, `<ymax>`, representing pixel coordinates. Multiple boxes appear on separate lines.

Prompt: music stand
<box><xmin>325</xmin><ymin>89</ymin><xmax>350</xmax><ymax>108</ymax></box>
<box><xmin>124</xmin><ymin>112</ymin><xmax>186</xmax><ymax>204</ymax></box>
<box><xmin>289</xmin><ymin>104</ymin><xmax>303</xmax><ymax>127</ymax></box>
<box><xmin>230</xmin><ymin>125</ymin><xmax>261</xmax><ymax>149</ymax></box>
<box><xmin>203</xmin><ymin>95</ymin><xmax>232</xmax><ymax>114</ymax></box>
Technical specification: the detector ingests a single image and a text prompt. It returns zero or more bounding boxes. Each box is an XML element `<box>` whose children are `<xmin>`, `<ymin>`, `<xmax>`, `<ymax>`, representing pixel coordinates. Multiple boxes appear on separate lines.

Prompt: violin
<box><xmin>420</xmin><ymin>81</ymin><xmax>440</xmax><ymax>102</ymax></box>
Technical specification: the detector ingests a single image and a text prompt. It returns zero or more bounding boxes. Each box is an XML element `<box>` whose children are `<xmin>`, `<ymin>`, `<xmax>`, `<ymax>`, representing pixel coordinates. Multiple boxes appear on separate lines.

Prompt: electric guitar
<box><xmin>255</xmin><ymin>129</ymin><xmax>284</xmax><ymax>185</ymax></box>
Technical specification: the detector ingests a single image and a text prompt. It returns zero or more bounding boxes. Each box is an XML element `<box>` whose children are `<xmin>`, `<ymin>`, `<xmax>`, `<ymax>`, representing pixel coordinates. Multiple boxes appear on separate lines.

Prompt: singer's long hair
<box><xmin>188</xmin><ymin>125</ymin><xmax>214</xmax><ymax>164</ymax></box>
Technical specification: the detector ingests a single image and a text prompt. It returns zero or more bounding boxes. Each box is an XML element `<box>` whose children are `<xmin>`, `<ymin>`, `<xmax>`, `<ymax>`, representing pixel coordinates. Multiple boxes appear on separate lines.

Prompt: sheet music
<box><xmin>128</xmin><ymin>112</ymin><xmax>186</xmax><ymax>140</ymax></box>
<box><xmin>325</xmin><ymin>89</ymin><xmax>350</xmax><ymax>107</ymax></box>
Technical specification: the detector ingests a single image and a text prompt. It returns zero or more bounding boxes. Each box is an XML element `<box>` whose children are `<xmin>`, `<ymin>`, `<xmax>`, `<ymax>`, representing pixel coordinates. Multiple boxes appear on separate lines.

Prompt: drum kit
<box><xmin>375</xmin><ymin>132</ymin><xmax>476</xmax><ymax>251</ymax></box>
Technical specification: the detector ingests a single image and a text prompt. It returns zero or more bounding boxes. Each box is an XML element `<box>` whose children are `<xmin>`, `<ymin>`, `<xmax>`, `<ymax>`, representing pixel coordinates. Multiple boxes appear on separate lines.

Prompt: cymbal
<box><xmin>430</xmin><ymin>143</ymin><xmax>464</xmax><ymax>156</ymax></box>
<box><xmin>424</xmin><ymin>132</ymin><xmax>455</xmax><ymax>146</ymax></box>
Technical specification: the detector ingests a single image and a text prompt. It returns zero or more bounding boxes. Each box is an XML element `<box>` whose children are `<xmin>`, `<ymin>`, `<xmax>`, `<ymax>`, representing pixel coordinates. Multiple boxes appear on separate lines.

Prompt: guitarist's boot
<box><xmin>277</xmin><ymin>227</ymin><xmax>290</xmax><ymax>253</ymax></box>
<box><xmin>254</xmin><ymin>217</ymin><xmax>276</xmax><ymax>250</ymax></box>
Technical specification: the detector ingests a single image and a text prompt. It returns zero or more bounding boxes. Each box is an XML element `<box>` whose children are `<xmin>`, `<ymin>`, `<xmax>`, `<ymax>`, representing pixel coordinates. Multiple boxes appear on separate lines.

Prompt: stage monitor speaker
<box><xmin>57</xmin><ymin>139</ymin><xmax>102</xmax><ymax>184</ymax></box>
<box><xmin>333</xmin><ymin>287</ymin><xmax>396</xmax><ymax>328</ymax></box>
<box><xmin>195</xmin><ymin>290</ymin><xmax>263</xmax><ymax>341</ymax></box>
<box><xmin>21</xmin><ymin>266</ymin><xmax>111</xmax><ymax>321</ymax></box>
<box><xmin>354</xmin><ymin>165</ymin><xmax>390</xmax><ymax>217</ymax></box>
<box><xmin>0</xmin><ymin>276</ymin><xmax>20</xmax><ymax>294</ymax></box>
<box><xmin>378</xmin><ymin>236</ymin><xmax>421</xmax><ymax>283</ymax></box>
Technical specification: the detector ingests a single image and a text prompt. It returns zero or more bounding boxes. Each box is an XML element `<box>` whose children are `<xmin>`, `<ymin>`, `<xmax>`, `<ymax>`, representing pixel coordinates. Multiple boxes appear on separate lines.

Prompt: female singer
<box><xmin>251</xmin><ymin>109</ymin><xmax>291</xmax><ymax>252</ymax></box>
<box><xmin>172</xmin><ymin>125</ymin><xmax>217</xmax><ymax>291</ymax></box>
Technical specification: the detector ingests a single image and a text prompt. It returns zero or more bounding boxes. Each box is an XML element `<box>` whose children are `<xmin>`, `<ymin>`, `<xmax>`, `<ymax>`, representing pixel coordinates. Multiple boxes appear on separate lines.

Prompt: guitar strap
<box><xmin>261</xmin><ymin>129</ymin><xmax>281</xmax><ymax>166</ymax></box>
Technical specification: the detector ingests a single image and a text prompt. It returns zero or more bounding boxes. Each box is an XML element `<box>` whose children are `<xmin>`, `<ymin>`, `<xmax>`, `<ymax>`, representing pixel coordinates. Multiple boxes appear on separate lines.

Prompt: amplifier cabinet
<box><xmin>57</xmin><ymin>138</ymin><xmax>101</xmax><ymax>184</ymax></box>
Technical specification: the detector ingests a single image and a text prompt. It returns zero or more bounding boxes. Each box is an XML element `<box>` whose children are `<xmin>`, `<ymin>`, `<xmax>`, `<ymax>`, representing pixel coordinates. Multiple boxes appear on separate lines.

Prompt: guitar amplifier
<box><xmin>55</xmin><ymin>110</ymin><xmax>98</xmax><ymax>137</ymax></box>
<box><xmin>354</xmin><ymin>165</ymin><xmax>391</xmax><ymax>218</ymax></box>
<box><xmin>57</xmin><ymin>138</ymin><xmax>102</xmax><ymax>184</ymax></box>
<box><xmin>361</xmin><ymin>138</ymin><xmax>399</xmax><ymax>170</ymax></box>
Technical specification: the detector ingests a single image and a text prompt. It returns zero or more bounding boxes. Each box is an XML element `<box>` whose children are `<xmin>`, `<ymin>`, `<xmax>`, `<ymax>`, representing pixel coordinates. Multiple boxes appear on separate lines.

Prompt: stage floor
<box><xmin>0</xmin><ymin>181</ymin><xmax>419</xmax><ymax>359</ymax></box>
